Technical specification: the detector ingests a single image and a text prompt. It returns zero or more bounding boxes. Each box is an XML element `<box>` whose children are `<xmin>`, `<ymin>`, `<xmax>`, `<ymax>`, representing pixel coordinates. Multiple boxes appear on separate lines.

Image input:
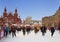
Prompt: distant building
<box><xmin>0</xmin><ymin>7</ymin><xmax>22</xmax><ymax>27</ymax></box>
<box><xmin>42</xmin><ymin>7</ymin><xmax>60</xmax><ymax>27</ymax></box>
<box><xmin>31</xmin><ymin>20</ymin><xmax>42</xmax><ymax>25</ymax></box>
<box><xmin>23</xmin><ymin>16</ymin><xmax>42</xmax><ymax>26</ymax></box>
<box><xmin>23</xmin><ymin>16</ymin><xmax>32</xmax><ymax>24</ymax></box>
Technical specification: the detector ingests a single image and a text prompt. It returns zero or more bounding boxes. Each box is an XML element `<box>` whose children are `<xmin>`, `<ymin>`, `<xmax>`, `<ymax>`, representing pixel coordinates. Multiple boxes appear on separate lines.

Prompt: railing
<box><xmin>0</xmin><ymin>30</ymin><xmax>4</xmax><ymax>40</ymax></box>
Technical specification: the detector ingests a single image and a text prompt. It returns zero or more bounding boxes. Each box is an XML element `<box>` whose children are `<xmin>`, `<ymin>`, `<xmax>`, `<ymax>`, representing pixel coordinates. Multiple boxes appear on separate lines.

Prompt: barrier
<box><xmin>0</xmin><ymin>30</ymin><xmax>4</xmax><ymax>40</ymax></box>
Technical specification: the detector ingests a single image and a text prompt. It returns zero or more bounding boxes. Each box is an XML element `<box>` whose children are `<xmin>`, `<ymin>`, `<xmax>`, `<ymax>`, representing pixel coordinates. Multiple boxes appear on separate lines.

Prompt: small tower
<box><xmin>3</xmin><ymin>7</ymin><xmax>7</xmax><ymax>17</ymax></box>
<box><xmin>14</xmin><ymin>8</ymin><xmax>18</xmax><ymax>18</ymax></box>
<box><xmin>15</xmin><ymin>8</ymin><xmax>17</xmax><ymax>13</ymax></box>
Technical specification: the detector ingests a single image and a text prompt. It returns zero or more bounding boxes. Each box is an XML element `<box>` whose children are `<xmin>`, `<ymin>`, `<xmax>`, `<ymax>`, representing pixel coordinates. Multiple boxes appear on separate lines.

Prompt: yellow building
<box><xmin>42</xmin><ymin>7</ymin><xmax>60</xmax><ymax>27</ymax></box>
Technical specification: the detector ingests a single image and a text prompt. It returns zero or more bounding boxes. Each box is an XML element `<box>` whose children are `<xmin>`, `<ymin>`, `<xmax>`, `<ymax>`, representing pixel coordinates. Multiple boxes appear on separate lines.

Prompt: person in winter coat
<box><xmin>50</xmin><ymin>27</ymin><xmax>55</xmax><ymax>37</ymax></box>
<box><xmin>11</xmin><ymin>26</ymin><xmax>17</xmax><ymax>37</ymax></box>
<box><xmin>4</xmin><ymin>26</ymin><xmax>9</xmax><ymax>37</ymax></box>
<box><xmin>16</xmin><ymin>26</ymin><xmax>22</xmax><ymax>34</ymax></box>
<box><xmin>40</xmin><ymin>26</ymin><xmax>47</xmax><ymax>36</ymax></box>
<box><xmin>26</xmin><ymin>26</ymin><xmax>31</xmax><ymax>34</ymax></box>
<box><xmin>58</xmin><ymin>27</ymin><xmax>60</xmax><ymax>33</ymax></box>
<box><xmin>0</xmin><ymin>26</ymin><xmax>2</xmax><ymax>39</ymax></box>
<box><xmin>22</xmin><ymin>26</ymin><xmax>26</xmax><ymax>36</ymax></box>
<box><xmin>34</xmin><ymin>27</ymin><xmax>39</xmax><ymax>34</ymax></box>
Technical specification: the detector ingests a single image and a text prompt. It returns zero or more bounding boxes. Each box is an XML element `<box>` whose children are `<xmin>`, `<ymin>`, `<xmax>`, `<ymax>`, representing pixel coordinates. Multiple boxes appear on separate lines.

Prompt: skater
<box><xmin>58</xmin><ymin>26</ymin><xmax>60</xmax><ymax>33</ymax></box>
<box><xmin>4</xmin><ymin>26</ymin><xmax>9</xmax><ymax>37</ymax></box>
<box><xmin>11</xmin><ymin>25</ymin><xmax>17</xmax><ymax>37</ymax></box>
<box><xmin>22</xmin><ymin>26</ymin><xmax>26</xmax><ymax>35</ymax></box>
<box><xmin>17</xmin><ymin>27</ymin><xmax>22</xmax><ymax>32</ymax></box>
<box><xmin>0</xmin><ymin>26</ymin><xmax>2</xmax><ymax>39</ymax></box>
<box><xmin>26</xmin><ymin>26</ymin><xmax>31</xmax><ymax>34</ymax></box>
<box><xmin>40</xmin><ymin>26</ymin><xmax>47</xmax><ymax>36</ymax></box>
<box><xmin>50</xmin><ymin>27</ymin><xmax>55</xmax><ymax>37</ymax></box>
<box><xmin>34</xmin><ymin>27</ymin><xmax>39</xmax><ymax>34</ymax></box>
<box><xmin>9</xmin><ymin>27</ymin><xmax>12</xmax><ymax>34</ymax></box>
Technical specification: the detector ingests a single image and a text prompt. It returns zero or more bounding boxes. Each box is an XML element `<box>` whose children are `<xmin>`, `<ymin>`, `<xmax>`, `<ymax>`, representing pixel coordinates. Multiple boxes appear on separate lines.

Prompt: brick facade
<box><xmin>0</xmin><ymin>7</ymin><xmax>22</xmax><ymax>27</ymax></box>
<box><xmin>42</xmin><ymin>7</ymin><xmax>60</xmax><ymax>28</ymax></box>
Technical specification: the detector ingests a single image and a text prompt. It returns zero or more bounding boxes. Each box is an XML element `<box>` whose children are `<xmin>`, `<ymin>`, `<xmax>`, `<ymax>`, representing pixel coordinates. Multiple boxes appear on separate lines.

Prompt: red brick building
<box><xmin>0</xmin><ymin>7</ymin><xmax>22</xmax><ymax>27</ymax></box>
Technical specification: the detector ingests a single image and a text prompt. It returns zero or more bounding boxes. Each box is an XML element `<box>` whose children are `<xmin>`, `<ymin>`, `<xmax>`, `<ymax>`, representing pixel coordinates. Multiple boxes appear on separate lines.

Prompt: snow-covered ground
<box><xmin>0</xmin><ymin>30</ymin><xmax>60</xmax><ymax>42</ymax></box>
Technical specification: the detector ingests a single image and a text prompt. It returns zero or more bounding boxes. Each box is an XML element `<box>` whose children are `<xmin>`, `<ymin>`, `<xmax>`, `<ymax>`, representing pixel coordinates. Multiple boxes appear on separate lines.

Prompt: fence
<box><xmin>0</xmin><ymin>30</ymin><xmax>4</xmax><ymax>40</ymax></box>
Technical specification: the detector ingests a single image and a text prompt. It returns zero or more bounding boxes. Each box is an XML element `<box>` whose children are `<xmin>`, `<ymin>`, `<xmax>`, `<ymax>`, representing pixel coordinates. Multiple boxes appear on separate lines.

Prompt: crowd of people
<box><xmin>0</xmin><ymin>24</ymin><xmax>60</xmax><ymax>39</ymax></box>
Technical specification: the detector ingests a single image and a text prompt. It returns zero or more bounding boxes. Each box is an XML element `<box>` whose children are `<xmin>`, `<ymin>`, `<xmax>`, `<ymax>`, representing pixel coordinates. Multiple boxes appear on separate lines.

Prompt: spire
<box><xmin>15</xmin><ymin>8</ymin><xmax>17</xmax><ymax>13</ymax></box>
<box><xmin>14</xmin><ymin>8</ymin><xmax>18</xmax><ymax>18</ymax></box>
<box><xmin>3</xmin><ymin>7</ymin><xmax>7</xmax><ymax>17</ymax></box>
<box><xmin>4</xmin><ymin>7</ymin><xmax>7</xmax><ymax>12</ymax></box>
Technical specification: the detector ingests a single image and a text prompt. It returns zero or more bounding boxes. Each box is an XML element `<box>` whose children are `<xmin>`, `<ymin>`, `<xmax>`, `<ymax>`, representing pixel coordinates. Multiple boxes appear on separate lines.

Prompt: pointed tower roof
<box><xmin>14</xmin><ymin>8</ymin><xmax>18</xmax><ymax>18</ymax></box>
<box><xmin>4</xmin><ymin>7</ymin><xmax>7</xmax><ymax>12</ymax></box>
<box><xmin>3</xmin><ymin>7</ymin><xmax>7</xmax><ymax>17</ymax></box>
<box><xmin>15</xmin><ymin>8</ymin><xmax>17</xmax><ymax>13</ymax></box>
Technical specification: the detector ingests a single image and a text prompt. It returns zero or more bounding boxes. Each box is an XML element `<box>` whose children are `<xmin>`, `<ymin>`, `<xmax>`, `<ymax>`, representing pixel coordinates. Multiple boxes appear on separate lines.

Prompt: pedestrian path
<box><xmin>0</xmin><ymin>30</ymin><xmax>60</xmax><ymax>42</ymax></box>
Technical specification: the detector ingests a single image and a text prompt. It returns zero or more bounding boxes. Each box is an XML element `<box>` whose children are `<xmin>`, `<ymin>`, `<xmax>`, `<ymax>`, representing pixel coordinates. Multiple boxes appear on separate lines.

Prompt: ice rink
<box><xmin>0</xmin><ymin>30</ymin><xmax>60</xmax><ymax>42</ymax></box>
